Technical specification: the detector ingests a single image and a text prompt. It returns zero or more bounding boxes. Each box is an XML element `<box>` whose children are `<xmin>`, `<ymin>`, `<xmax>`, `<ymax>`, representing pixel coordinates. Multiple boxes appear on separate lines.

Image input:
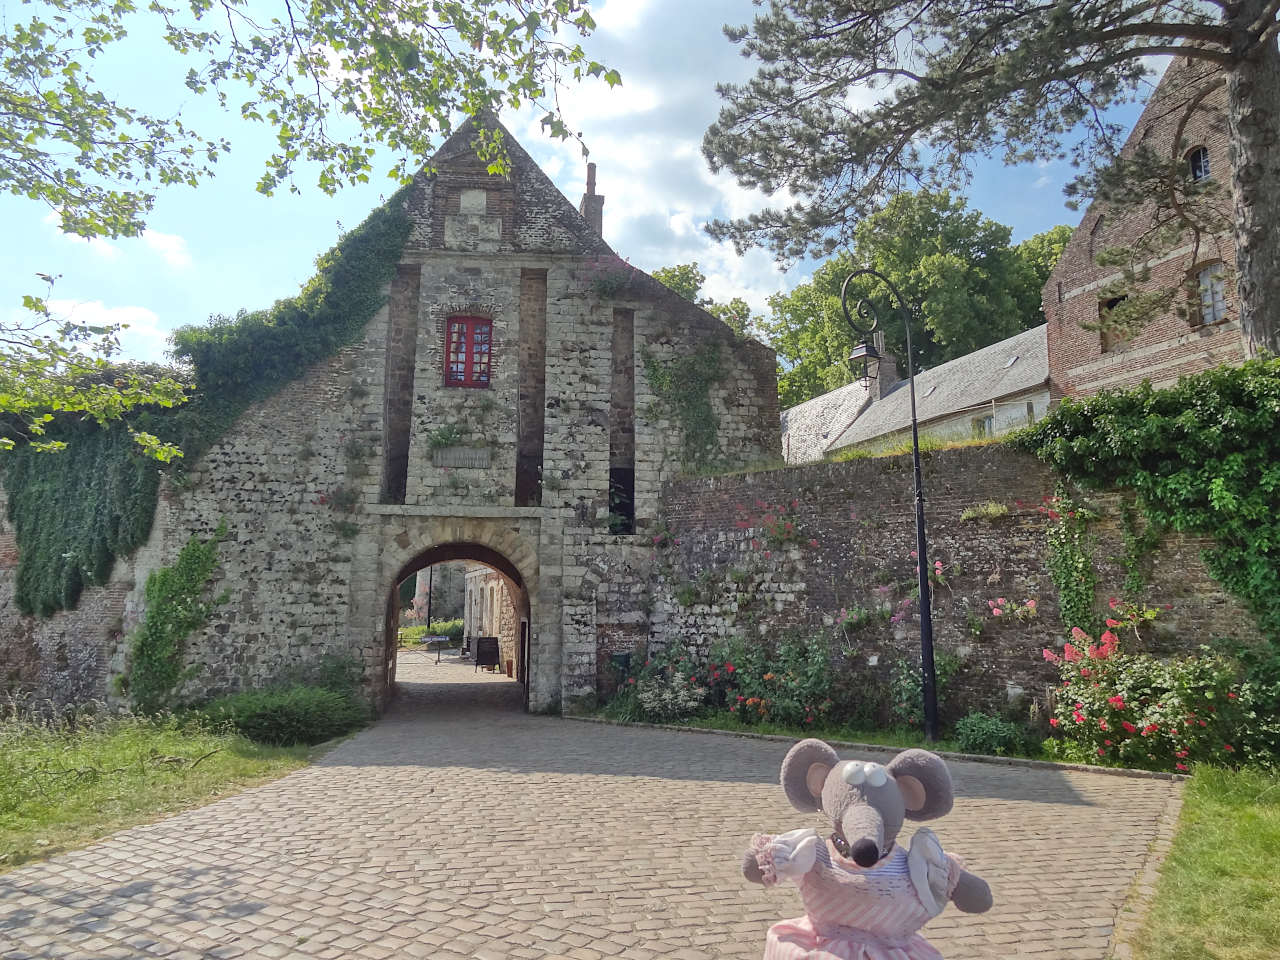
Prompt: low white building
<box><xmin>781</xmin><ymin>325</ymin><xmax>1051</xmax><ymax>461</ymax></box>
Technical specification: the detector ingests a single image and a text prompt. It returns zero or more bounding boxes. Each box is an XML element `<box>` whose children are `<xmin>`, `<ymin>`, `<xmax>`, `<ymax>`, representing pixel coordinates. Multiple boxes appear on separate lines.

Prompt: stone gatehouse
<box><xmin>0</xmin><ymin>120</ymin><xmax>780</xmax><ymax>713</ymax></box>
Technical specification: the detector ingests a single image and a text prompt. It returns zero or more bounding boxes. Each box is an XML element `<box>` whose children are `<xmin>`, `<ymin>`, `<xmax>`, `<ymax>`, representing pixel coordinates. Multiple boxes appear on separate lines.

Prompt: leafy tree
<box><xmin>764</xmin><ymin>191</ymin><xmax>1044</xmax><ymax>407</ymax></box>
<box><xmin>702</xmin><ymin>0</ymin><xmax>1280</xmax><ymax>356</ymax></box>
<box><xmin>2</xmin><ymin>0</ymin><xmax>612</xmax><ymax>457</ymax></box>
<box><xmin>1</xmin><ymin>287</ymin><xmax>187</xmax><ymax>457</ymax></box>
<box><xmin>652</xmin><ymin>261</ymin><xmax>764</xmax><ymax>338</ymax></box>
<box><xmin>652</xmin><ymin>262</ymin><xmax>707</xmax><ymax>303</ymax></box>
<box><xmin>1017</xmin><ymin>225</ymin><xmax>1074</xmax><ymax>292</ymax></box>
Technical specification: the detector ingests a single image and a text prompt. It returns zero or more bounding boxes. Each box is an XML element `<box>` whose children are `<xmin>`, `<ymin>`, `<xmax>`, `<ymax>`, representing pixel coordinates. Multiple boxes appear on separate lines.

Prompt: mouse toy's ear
<box><xmin>887</xmin><ymin>749</ymin><xmax>955</xmax><ymax>821</ymax></box>
<box><xmin>780</xmin><ymin>739</ymin><xmax>840</xmax><ymax>812</ymax></box>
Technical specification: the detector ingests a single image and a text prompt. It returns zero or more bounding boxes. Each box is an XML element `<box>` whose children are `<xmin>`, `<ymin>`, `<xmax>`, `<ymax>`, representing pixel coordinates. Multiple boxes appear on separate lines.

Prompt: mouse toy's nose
<box><xmin>851</xmin><ymin>838</ymin><xmax>881</xmax><ymax>867</ymax></box>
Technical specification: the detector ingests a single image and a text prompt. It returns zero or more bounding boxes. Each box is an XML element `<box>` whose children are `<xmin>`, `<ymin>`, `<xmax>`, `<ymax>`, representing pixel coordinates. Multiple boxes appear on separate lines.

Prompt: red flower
<box><xmin>1175</xmin><ymin>750</ymin><xmax>1188</xmax><ymax>758</ymax></box>
<box><xmin>726</xmin><ymin>663</ymin><xmax>735</xmax><ymax>673</ymax></box>
<box><xmin>1224</xmin><ymin>744</ymin><xmax>1235</xmax><ymax>752</ymax></box>
<box><xmin>1228</xmin><ymin>692</ymin><xmax>1238</xmax><ymax>700</ymax></box>
<box><xmin>1104</xmin><ymin>740</ymin><xmax>1112</xmax><ymax>746</ymax></box>
<box><xmin>1080</xmin><ymin>667</ymin><xmax>1092</xmax><ymax>677</ymax></box>
<box><xmin>1143</xmin><ymin>724</ymin><xmax>1159</xmax><ymax>735</ymax></box>
<box><xmin>712</xmin><ymin>671</ymin><xmax>720</xmax><ymax>679</ymax></box>
<box><xmin>809</xmin><ymin>539</ymin><xmax>819</xmax><ymax>547</ymax></box>
<box><xmin>736</xmin><ymin>695</ymin><xmax>744</xmax><ymax>702</ymax></box>
<box><xmin>1042</xmin><ymin>648</ymin><xmax>1061</xmax><ymax>663</ymax></box>
<box><xmin>1122</xmin><ymin>721</ymin><xmax>1138</xmax><ymax>733</ymax></box>
<box><xmin>1063</xmin><ymin>643</ymin><xmax>1082</xmax><ymax>662</ymax></box>
<box><xmin>1097</xmin><ymin>748</ymin><xmax>1105</xmax><ymax>756</ymax></box>
<box><xmin>1109</xmin><ymin>597</ymin><xmax>1120</xmax><ymax>610</ymax></box>
<box><xmin>1106</xmin><ymin>618</ymin><xmax>1122</xmax><ymax>628</ymax></box>
<box><xmin>627</xmin><ymin>678</ymin><xmax>636</xmax><ymax>685</ymax></box>
<box><xmin>1176</xmin><ymin>762</ymin><xmax>1188</xmax><ymax>771</ymax></box>
<box><xmin>1098</xmin><ymin>719</ymin><xmax>1109</xmax><ymax>731</ymax></box>
<box><xmin>1108</xmin><ymin>695</ymin><xmax>1126</xmax><ymax>709</ymax></box>
<box><xmin>1049</xmin><ymin>718</ymin><xmax>1060</xmax><ymax>728</ymax></box>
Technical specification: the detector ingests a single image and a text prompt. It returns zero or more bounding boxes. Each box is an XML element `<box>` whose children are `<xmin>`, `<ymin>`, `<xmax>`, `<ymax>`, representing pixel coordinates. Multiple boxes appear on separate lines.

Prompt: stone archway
<box><xmin>361</xmin><ymin>513</ymin><xmax>548</xmax><ymax>711</ymax></box>
<box><xmin>385</xmin><ymin>541</ymin><xmax>531</xmax><ymax>698</ymax></box>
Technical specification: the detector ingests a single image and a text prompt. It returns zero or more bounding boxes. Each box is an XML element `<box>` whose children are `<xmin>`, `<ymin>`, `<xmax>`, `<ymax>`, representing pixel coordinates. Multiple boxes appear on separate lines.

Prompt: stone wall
<box><xmin>1045</xmin><ymin>57</ymin><xmax>1248</xmax><ymax>397</ymax></box>
<box><xmin>640</xmin><ymin>446</ymin><xmax>1260</xmax><ymax>720</ymax></box>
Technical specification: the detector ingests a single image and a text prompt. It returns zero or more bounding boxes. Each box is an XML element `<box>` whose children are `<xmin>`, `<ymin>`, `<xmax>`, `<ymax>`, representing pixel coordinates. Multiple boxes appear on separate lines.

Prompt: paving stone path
<box><xmin>2</xmin><ymin>650</ymin><xmax>1181</xmax><ymax>960</ymax></box>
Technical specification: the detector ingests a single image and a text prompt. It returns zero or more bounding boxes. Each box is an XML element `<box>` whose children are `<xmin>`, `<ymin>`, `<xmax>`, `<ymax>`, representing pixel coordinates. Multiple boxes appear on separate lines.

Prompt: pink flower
<box><xmin>993</xmin><ymin>608</ymin><xmax>1003</xmax><ymax>616</ymax></box>
<box><xmin>910</xmin><ymin>550</ymin><xmax>918</xmax><ymax>559</ymax></box>
<box><xmin>1106</xmin><ymin>618</ymin><xmax>1122</xmax><ymax>628</ymax></box>
<box><xmin>1228</xmin><ymin>692</ymin><xmax>1238</xmax><ymax>700</ymax></box>
<box><xmin>1097</xmin><ymin>748</ymin><xmax>1106</xmax><ymax>756</ymax></box>
<box><xmin>1026</xmin><ymin>600</ymin><xmax>1037</xmax><ymax>609</ymax></box>
<box><xmin>1176</xmin><ymin>762</ymin><xmax>1188</xmax><ymax>771</ymax></box>
<box><xmin>627</xmin><ymin>678</ymin><xmax>636</xmax><ymax>685</ymax></box>
<box><xmin>1108</xmin><ymin>695</ymin><xmax>1126</xmax><ymax>709</ymax></box>
<box><xmin>1063</xmin><ymin>643</ymin><xmax>1082</xmax><ymax>662</ymax></box>
<box><xmin>997</xmin><ymin>597</ymin><xmax>1007</xmax><ymax>606</ymax></box>
<box><xmin>1043</xmin><ymin>649</ymin><xmax>1061</xmax><ymax>663</ymax></box>
<box><xmin>809</xmin><ymin>539</ymin><xmax>819</xmax><ymax>547</ymax></box>
<box><xmin>1071</xmin><ymin>626</ymin><xmax>1090</xmax><ymax>643</ymax></box>
<box><xmin>1049</xmin><ymin>718</ymin><xmax>1060</xmax><ymax>728</ymax></box>
<box><xmin>1098</xmin><ymin>719</ymin><xmax>1108</xmax><ymax>731</ymax></box>
<box><xmin>726</xmin><ymin>663</ymin><xmax>735</xmax><ymax>673</ymax></box>
<box><xmin>1109</xmin><ymin>597</ymin><xmax>1120</xmax><ymax>610</ymax></box>
<box><xmin>1104</xmin><ymin>740</ymin><xmax>1112</xmax><ymax>746</ymax></box>
<box><xmin>764</xmin><ymin>551</ymin><xmax>772</xmax><ymax>559</ymax></box>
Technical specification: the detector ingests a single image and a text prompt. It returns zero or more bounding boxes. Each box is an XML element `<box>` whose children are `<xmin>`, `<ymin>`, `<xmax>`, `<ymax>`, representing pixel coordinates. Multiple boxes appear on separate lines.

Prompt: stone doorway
<box><xmin>383</xmin><ymin>542</ymin><xmax>532</xmax><ymax>709</ymax></box>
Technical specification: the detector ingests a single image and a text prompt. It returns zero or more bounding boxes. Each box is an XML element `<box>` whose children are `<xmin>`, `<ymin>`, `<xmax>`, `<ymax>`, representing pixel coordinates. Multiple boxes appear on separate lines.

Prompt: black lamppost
<box><xmin>840</xmin><ymin>269</ymin><xmax>939</xmax><ymax>743</ymax></box>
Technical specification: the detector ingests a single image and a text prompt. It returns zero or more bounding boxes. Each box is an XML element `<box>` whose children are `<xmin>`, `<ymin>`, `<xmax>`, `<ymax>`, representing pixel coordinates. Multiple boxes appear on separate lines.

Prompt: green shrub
<box><xmin>708</xmin><ymin>632</ymin><xmax>833</xmax><ymax>727</ymax></box>
<box><xmin>888</xmin><ymin>650</ymin><xmax>962</xmax><ymax>730</ymax></box>
<box><xmin>1041</xmin><ymin>627</ymin><xmax>1244</xmax><ymax>772</ymax></box>
<box><xmin>199</xmin><ymin>685</ymin><xmax>369</xmax><ymax>746</ymax></box>
<box><xmin>959</xmin><ymin>501</ymin><xmax>1009</xmax><ymax>522</ymax></box>
<box><xmin>603</xmin><ymin>643</ymin><xmax>707</xmax><ymax>724</ymax></box>
<box><xmin>954</xmin><ymin>712</ymin><xmax>1023</xmax><ymax>756</ymax></box>
<box><xmin>429</xmin><ymin>619</ymin><xmax>464</xmax><ymax>642</ymax></box>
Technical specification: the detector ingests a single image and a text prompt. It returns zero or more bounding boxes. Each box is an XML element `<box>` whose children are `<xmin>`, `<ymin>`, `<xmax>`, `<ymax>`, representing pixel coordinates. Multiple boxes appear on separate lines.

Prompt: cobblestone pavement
<box><xmin>1</xmin><ymin>650</ymin><xmax>1181</xmax><ymax>960</ymax></box>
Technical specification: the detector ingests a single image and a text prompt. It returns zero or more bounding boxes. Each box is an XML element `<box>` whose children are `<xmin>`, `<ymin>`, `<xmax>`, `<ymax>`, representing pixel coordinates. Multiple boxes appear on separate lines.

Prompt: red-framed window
<box><xmin>445</xmin><ymin>316</ymin><xmax>492</xmax><ymax>387</ymax></box>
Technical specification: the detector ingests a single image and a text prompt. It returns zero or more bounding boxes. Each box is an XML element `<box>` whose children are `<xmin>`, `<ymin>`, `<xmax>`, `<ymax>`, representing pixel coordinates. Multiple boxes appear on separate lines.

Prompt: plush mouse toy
<box><xmin>743</xmin><ymin>739</ymin><xmax>992</xmax><ymax>960</ymax></box>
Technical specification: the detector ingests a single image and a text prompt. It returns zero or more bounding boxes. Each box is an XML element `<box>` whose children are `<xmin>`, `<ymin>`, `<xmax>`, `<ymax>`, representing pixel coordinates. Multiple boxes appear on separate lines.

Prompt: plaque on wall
<box><xmin>431</xmin><ymin>446</ymin><xmax>491</xmax><ymax>469</ymax></box>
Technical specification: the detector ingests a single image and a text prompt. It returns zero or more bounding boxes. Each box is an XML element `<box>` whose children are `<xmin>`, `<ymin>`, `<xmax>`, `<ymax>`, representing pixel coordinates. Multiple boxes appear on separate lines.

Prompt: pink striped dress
<box><xmin>750</xmin><ymin>834</ymin><xmax>963</xmax><ymax>960</ymax></box>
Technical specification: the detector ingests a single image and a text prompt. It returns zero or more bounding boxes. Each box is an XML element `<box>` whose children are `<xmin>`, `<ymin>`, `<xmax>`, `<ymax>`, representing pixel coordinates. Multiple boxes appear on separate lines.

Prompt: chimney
<box><xmin>868</xmin><ymin>331</ymin><xmax>901</xmax><ymax>400</ymax></box>
<box><xmin>579</xmin><ymin>162</ymin><xmax>604</xmax><ymax>235</ymax></box>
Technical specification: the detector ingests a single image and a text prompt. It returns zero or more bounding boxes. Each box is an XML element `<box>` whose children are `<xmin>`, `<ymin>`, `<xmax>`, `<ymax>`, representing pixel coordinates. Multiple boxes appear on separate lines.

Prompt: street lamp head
<box><xmin>848</xmin><ymin>339</ymin><xmax>881</xmax><ymax>384</ymax></box>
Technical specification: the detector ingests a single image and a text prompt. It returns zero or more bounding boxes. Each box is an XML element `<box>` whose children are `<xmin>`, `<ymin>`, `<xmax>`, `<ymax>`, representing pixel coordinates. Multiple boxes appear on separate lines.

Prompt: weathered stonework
<box><xmin>0</xmin><ymin>119</ymin><xmax>780</xmax><ymax>715</ymax></box>
<box><xmin>635</xmin><ymin>446</ymin><xmax>1260</xmax><ymax>720</ymax></box>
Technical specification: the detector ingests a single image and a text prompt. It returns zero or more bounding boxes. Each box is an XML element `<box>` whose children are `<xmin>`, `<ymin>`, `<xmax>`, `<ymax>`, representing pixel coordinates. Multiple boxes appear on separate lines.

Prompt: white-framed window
<box><xmin>1186</xmin><ymin>146</ymin><xmax>1211</xmax><ymax>183</ymax></box>
<box><xmin>1196</xmin><ymin>263</ymin><xmax>1228</xmax><ymax>325</ymax></box>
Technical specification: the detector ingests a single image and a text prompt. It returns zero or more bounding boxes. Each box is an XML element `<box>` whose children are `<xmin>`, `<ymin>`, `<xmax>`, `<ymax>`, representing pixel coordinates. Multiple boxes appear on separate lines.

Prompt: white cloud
<box><xmin>1033</xmin><ymin>174</ymin><xmax>1052</xmax><ymax>189</ymax></box>
<box><xmin>42</xmin><ymin>212</ymin><xmax>121</xmax><ymax>260</ymax></box>
<box><xmin>46</xmin><ymin>299</ymin><xmax>172</xmax><ymax>364</ymax></box>
<box><xmin>143</xmin><ymin>230</ymin><xmax>193</xmax><ymax>269</ymax></box>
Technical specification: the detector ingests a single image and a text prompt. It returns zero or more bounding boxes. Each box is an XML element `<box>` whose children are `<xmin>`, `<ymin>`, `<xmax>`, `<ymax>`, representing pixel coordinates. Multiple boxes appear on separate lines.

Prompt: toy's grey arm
<box><xmin>950</xmin><ymin>869</ymin><xmax>993</xmax><ymax>913</ymax></box>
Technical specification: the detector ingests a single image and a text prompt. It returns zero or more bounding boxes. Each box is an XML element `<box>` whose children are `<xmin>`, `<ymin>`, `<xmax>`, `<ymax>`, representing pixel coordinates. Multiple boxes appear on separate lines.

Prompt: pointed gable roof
<box><xmin>404</xmin><ymin>115</ymin><xmax>615</xmax><ymax>256</ymax></box>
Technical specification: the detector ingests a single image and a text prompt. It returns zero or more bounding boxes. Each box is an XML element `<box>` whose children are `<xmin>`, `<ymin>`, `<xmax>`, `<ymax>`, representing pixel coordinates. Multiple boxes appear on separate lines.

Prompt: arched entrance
<box><xmin>383</xmin><ymin>542</ymin><xmax>533</xmax><ymax>709</ymax></box>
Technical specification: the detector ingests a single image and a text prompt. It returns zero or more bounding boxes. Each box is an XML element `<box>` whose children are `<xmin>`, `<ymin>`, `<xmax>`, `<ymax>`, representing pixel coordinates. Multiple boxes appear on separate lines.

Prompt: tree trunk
<box><xmin>1227</xmin><ymin>5</ymin><xmax>1280</xmax><ymax>356</ymax></box>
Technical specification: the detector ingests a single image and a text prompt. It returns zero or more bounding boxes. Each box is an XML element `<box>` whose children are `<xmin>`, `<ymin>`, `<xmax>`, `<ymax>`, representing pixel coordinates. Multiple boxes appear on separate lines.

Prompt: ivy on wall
<box><xmin>3</xmin><ymin>187</ymin><xmax>412</xmax><ymax>616</ymax></box>
<box><xmin>122</xmin><ymin>522</ymin><xmax>228</xmax><ymax>714</ymax></box>
<box><xmin>3</xmin><ymin>421</ymin><xmax>161</xmax><ymax>616</ymax></box>
<box><xmin>1014</xmin><ymin>358</ymin><xmax>1280</xmax><ymax>640</ymax></box>
<box><xmin>1042</xmin><ymin>490</ymin><xmax>1100</xmax><ymax>637</ymax></box>
<box><xmin>641</xmin><ymin>342</ymin><xmax>723</xmax><ymax>468</ymax></box>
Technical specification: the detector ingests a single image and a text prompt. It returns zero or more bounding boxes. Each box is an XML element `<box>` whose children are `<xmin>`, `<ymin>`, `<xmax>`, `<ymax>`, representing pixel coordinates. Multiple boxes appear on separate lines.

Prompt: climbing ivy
<box><xmin>3</xmin><ymin>421</ymin><xmax>161</xmax><ymax>615</ymax></box>
<box><xmin>1117</xmin><ymin>498</ymin><xmax>1165</xmax><ymax>600</ymax></box>
<box><xmin>123</xmin><ymin>522</ymin><xmax>228</xmax><ymax>714</ymax></box>
<box><xmin>3</xmin><ymin>187</ymin><xmax>412</xmax><ymax>616</ymax></box>
<box><xmin>1042</xmin><ymin>489</ymin><xmax>1100</xmax><ymax>637</ymax></box>
<box><xmin>1014</xmin><ymin>357</ymin><xmax>1280</xmax><ymax>640</ymax></box>
<box><xmin>641</xmin><ymin>342</ymin><xmax>723</xmax><ymax>468</ymax></box>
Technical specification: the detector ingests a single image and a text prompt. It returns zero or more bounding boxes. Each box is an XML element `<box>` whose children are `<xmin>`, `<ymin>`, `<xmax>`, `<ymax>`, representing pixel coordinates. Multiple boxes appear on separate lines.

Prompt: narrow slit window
<box><xmin>446</xmin><ymin>317</ymin><xmax>492</xmax><ymax>387</ymax></box>
<box><xmin>1197</xmin><ymin>264</ymin><xmax>1227</xmax><ymax>325</ymax></box>
<box><xmin>1187</xmin><ymin>146</ymin><xmax>1211</xmax><ymax>183</ymax></box>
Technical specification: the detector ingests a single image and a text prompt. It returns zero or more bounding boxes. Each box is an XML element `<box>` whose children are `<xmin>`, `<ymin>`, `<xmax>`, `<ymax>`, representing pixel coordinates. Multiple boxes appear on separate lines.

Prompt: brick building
<box><xmin>0</xmin><ymin>118</ymin><xmax>780</xmax><ymax>713</ymax></box>
<box><xmin>1043</xmin><ymin>57</ymin><xmax>1250</xmax><ymax>396</ymax></box>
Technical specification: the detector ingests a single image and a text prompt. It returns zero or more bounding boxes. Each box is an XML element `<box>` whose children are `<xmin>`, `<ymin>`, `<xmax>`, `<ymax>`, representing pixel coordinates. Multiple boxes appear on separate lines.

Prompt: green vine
<box><xmin>1118</xmin><ymin>498</ymin><xmax>1165</xmax><ymax>600</ymax></box>
<box><xmin>1014</xmin><ymin>358</ymin><xmax>1280</xmax><ymax>640</ymax></box>
<box><xmin>121</xmin><ymin>522</ymin><xmax>229</xmax><ymax>714</ymax></box>
<box><xmin>1042</xmin><ymin>489</ymin><xmax>1100</xmax><ymax>637</ymax></box>
<box><xmin>3</xmin><ymin>187</ymin><xmax>411</xmax><ymax>616</ymax></box>
<box><xmin>641</xmin><ymin>342</ymin><xmax>723</xmax><ymax>467</ymax></box>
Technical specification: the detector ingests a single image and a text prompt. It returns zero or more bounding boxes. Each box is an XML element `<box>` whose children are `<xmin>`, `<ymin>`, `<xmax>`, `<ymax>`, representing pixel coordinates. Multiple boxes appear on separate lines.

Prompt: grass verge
<box><xmin>1134</xmin><ymin>766</ymin><xmax>1280</xmax><ymax>960</ymax></box>
<box><xmin>0</xmin><ymin>714</ymin><xmax>315</xmax><ymax>872</ymax></box>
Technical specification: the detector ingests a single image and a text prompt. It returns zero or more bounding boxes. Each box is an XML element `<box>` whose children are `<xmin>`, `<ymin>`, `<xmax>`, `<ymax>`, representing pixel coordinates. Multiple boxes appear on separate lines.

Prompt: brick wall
<box><xmin>1045</xmin><ymin>57</ymin><xmax>1249</xmax><ymax>397</ymax></box>
<box><xmin>642</xmin><ymin>446</ymin><xmax>1260</xmax><ymax>720</ymax></box>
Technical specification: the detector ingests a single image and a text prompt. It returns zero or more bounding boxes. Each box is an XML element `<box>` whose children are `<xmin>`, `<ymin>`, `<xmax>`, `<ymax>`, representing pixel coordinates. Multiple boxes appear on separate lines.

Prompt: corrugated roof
<box><xmin>825</xmin><ymin>324</ymin><xmax>1049</xmax><ymax>452</ymax></box>
<box><xmin>780</xmin><ymin>379</ymin><xmax>870</xmax><ymax>463</ymax></box>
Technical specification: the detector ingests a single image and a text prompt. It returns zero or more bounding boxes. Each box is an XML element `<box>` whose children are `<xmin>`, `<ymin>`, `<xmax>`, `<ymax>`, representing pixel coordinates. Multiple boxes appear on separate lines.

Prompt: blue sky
<box><xmin>0</xmin><ymin>0</ymin><xmax>1155</xmax><ymax>364</ymax></box>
